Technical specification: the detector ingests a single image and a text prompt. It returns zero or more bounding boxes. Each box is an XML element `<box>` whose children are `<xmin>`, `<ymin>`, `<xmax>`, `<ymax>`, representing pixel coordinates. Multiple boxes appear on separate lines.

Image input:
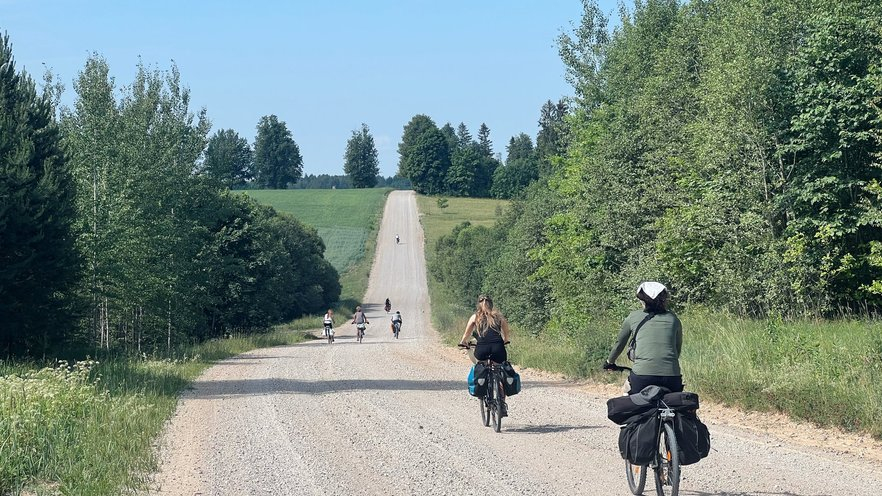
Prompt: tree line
<box><xmin>0</xmin><ymin>37</ymin><xmax>341</xmax><ymax>355</ymax></box>
<box><xmin>395</xmin><ymin>108</ymin><xmax>568</xmax><ymax>199</ymax></box>
<box><xmin>430</xmin><ymin>0</ymin><xmax>882</xmax><ymax>356</ymax></box>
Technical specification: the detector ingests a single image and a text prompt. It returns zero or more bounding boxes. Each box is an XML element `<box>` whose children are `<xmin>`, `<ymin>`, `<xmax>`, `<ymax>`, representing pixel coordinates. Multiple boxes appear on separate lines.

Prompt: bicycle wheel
<box><xmin>480</xmin><ymin>395</ymin><xmax>490</xmax><ymax>426</ymax></box>
<box><xmin>483</xmin><ymin>375</ymin><xmax>493</xmax><ymax>427</ymax></box>
<box><xmin>357</xmin><ymin>327</ymin><xmax>363</xmax><ymax>343</ymax></box>
<box><xmin>327</xmin><ymin>331</ymin><xmax>332</xmax><ymax>344</ymax></box>
<box><xmin>625</xmin><ymin>461</ymin><xmax>647</xmax><ymax>495</ymax></box>
<box><xmin>653</xmin><ymin>422</ymin><xmax>680</xmax><ymax>496</ymax></box>
<box><xmin>492</xmin><ymin>374</ymin><xmax>504</xmax><ymax>432</ymax></box>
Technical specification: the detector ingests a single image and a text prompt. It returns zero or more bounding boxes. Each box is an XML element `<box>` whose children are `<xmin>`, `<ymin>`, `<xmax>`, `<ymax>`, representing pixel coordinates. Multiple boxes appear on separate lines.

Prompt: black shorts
<box><xmin>628</xmin><ymin>374</ymin><xmax>683</xmax><ymax>395</ymax></box>
<box><xmin>474</xmin><ymin>343</ymin><xmax>507</xmax><ymax>363</ymax></box>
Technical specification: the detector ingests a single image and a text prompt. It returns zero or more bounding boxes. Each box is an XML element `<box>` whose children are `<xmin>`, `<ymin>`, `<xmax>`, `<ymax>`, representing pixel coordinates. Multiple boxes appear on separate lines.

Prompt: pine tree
<box><xmin>0</xmin><ymin>33</ymin><xmax>80</xmax><ymax>353</ymax></box>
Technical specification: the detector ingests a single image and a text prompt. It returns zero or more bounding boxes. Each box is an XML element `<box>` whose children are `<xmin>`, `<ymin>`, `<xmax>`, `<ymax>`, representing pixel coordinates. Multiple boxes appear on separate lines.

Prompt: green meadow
<box><xmin>246</xmin><ymin>189</ymin><xmax>389</xmax><ymax>274</ymax></box>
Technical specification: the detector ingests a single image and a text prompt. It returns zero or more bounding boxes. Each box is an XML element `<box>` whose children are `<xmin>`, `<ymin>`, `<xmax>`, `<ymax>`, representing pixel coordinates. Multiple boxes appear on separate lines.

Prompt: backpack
<box><xmin>673</xmin><ymin>412</ymin><xmax>711</xmax><ymax>465</ymax></box>
<box><xmin>500</xmin><ymin>361</ymin><xmax>521</xmax><ymax>396</ymax></box>
<box><xmin>467</xmin><ymin>363</ymin><xmax>489</xmax><ymax>397</ymax></box>
<box><xmin>618</xmin><ymin>410</ymin><xmax>660</xmax><ymax>466</ymax></box>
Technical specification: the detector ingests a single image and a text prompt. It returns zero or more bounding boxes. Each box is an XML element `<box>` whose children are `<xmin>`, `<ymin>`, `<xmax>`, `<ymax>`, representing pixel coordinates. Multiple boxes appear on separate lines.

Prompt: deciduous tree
<box><xmin>343</xmin><ymin>123</ymin><xmax>379</xmax><ymax>188</ymax></box>
<box><xmin>254</xmin><ymin>115</ymin><xmax>303</xmax><ymax>189</ymax></box>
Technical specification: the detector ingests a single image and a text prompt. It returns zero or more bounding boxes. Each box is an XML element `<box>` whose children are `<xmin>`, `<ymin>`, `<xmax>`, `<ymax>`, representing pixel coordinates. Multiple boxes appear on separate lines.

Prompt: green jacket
<box><xmin>608</xmin><ymin>310</ymin><xmax>682</xmax><ymax>377</ymax></box>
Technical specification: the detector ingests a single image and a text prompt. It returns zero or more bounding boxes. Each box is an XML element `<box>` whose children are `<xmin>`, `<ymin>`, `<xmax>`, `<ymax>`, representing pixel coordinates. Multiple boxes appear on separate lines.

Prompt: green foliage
<box><xmin>201</xmin><ymin>128</ymin><xmax>253</xmax><ymax>188</ymax></box>
<box><xmin>253</xmin><ymin>114</ymin><xmax>303</xmax><ymax>189</ymax></box>
<box><xmin>425</xmin><ymin>0</ymin><xmax>882</xmax><ymax>436</ymax></box>
<box><xmin>397</xmin><ymin>114</ymin><xmax>450</xmax><ymax>195</ymax></box>
<box><xmin>343</xmin><ymin>123</ymin><xmax>379</xmax><ymax>188</ymax></box>
<box><xmin>0</xmin><ymin>33</ymin><xmax>80</xmax><ymax>353</ymax></box>
<box><xmin>490</xmin><ymin>133</ymin><xmax>539</xmax><ymax>199</ymax></box>
<box><xmin>437</xmin><ymin>197</ymin><xmax>448</xmax><ymax>209</ymax></box>
<box><xmin>57</xmin><ymin>56</ymin><xmax>339</xmax><ymax>351</ymax></box>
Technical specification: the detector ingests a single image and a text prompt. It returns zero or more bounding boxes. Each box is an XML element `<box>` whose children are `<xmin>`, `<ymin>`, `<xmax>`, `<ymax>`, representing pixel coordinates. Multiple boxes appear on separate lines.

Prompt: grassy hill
<box><xmin>246</xmin><ymin>189</ymin><xmax>389</xmax><ymax>274</ymax></box>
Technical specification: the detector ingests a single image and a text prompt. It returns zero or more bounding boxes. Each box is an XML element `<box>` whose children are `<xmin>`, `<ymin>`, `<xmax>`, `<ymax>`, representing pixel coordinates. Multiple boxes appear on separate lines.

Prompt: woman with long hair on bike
<box><xmin>459</xmin><ymin>295</ymin><xmax>512</xmax><ymax>415</ymax></box>
<box><xmin>604</xmin><ymin>281</ymin><xmax>683</xmax><ymax>394</ymax></box>
<box><xmin>458</xmin><ymin>294</ymin><xmax>511</xmax><ymax>361</ymax></box>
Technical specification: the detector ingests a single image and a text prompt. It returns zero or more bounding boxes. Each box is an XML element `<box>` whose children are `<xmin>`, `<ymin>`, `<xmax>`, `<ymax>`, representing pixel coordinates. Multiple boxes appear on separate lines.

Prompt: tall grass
<box><xmin>682</xmin><ymin>312</ymin><xmax>882</xmax><ymax>437</ymax></box>
<box><xmin>0</xmin><ymin>330</ymin><xmax>306</xmax><ymax>495</ymax></box>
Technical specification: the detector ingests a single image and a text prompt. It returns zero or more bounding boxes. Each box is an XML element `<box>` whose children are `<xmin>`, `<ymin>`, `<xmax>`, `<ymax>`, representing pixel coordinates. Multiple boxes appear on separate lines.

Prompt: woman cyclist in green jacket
<box><xmin>604</xmin><ymin>281</ymin><xmax>683</xmax><ymax>395</ymax></box>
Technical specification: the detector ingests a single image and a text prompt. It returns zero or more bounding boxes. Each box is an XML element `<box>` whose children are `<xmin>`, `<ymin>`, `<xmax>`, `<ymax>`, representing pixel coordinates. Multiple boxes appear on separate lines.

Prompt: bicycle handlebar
<box><xmin>458</xmin><ymin>341</ymin><xmax>510</xmax><ymax>350</ymax></box>
<box><xmin>603</xmin><ymin>362</ymin><xmax>632</xmax><ymax>373</ymax></box>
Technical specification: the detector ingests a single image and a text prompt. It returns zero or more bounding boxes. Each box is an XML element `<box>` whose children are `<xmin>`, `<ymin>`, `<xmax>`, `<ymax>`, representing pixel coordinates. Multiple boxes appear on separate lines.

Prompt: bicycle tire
<box><xmin>625</xmin><ymin>460</ymin><xmax>647</xmax><ymax>495</ymax></box>
<box><xmin>327</xmin><ymin>332</ymin><xmax>332</xmax><ymax>344</ymax></box>
<box><xmin>480</xmin><ymin>396</ymin><xmax>490</xmax><ymax>426</ymax></box>
<box><xmin>653</xmin><ymin>421</ymin><xmax>681</xmax><ymax>496</ymax></box>
<box><xmin>492</xmin><ymin>374</ymin><xmax>504</xmax><ymax>432</ymax></box>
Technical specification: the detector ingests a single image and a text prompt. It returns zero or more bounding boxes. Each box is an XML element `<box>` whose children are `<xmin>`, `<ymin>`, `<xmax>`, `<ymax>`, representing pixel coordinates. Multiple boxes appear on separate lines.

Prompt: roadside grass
<box><xmin>417</xmin><ymin>194</ymin><xmax>882</xmax><ymax>438</ymax></box>
<box><xmin>0</xmin><ymin>330</ymin><xmax>306</xmax><ymax>495</ymax></box>
<box><xmin>245</xmin><ymin>189</ymin><xmax>389</xmax><ymax>273</ymax></box>
<box><xmin>682</xmin><ymin>312</ymin><xmax>882</xmax><ymax>438</ymax></box>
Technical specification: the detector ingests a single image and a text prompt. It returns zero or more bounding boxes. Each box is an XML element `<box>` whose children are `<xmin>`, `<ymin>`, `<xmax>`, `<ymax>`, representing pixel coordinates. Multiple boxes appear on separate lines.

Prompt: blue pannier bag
<box><xmin>467</xmin><ymin>363</ymin><xmax>489</xmax><ymax>397</ymax></box>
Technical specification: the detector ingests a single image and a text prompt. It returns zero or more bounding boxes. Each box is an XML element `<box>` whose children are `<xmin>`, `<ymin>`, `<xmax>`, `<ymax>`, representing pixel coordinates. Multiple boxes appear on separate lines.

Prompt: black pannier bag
<box><xmin>500</xmin><ymin>361</ymin><xmax>521</xmax><ymax>396</ymax></box>
<box><xmin>607</xmin><ymin>385</ymin><xmax>669</xmax><ymax>425</ymax></box>
<box><xmin>662</xmin><ymin>391</ymin><xmax>700</xmax><ymax>412</ymax></box>
<box><xmin>673</xmin><ymin>412</ymin><xmax>711</xmax><ymax>465</ymax></box>
<box><xmin>618</xmin><ymin>410</ymin><xmax>660</xmax><ymax>466</ymax></box>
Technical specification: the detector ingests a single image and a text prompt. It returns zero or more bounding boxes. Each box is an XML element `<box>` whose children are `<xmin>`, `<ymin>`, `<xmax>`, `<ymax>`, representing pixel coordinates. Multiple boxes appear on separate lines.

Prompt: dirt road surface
<box><xmin>150</xmin><ymin>190</ymin><xmax>882</xmax><ymax>495</ymax></box>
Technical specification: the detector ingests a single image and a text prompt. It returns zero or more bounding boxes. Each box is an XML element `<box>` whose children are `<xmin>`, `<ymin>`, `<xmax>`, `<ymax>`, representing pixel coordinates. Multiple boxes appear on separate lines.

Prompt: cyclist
<box><xmin>384</xmin><ymin>298</ymin><xmax>391</xmax><ymax>313</ymax></box>
<box><xmin>604</xmin><ymin>281</ymin><xmax>683</xmax><ymax>395</ymax></box>
<box><xmin>458</xmin><ymin>294</ymin><xmax>512</xmax><ymax>414</ymax></box>
<box><xmin>322</xmin><ymin>309</ymin><xmax>334</xmax><ymax>342</ymax></box>
<box><xmin>395</xmin><ymin>234</ymin><xmax>400</xmax><ymax>244</ymax></box>
<box><xmin>352</xmin><ymin>305</ymin><xmax>370</xmax><ymax>332</ymax></box>
<box><xmin>390</xmin><ymin>310</ymin><xmax>402</xmax><ymax>335</ymax></box>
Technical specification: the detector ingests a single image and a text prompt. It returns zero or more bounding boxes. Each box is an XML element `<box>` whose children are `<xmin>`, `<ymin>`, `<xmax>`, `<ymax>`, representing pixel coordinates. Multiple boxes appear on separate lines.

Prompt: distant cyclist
<box><xmin>322</xmin><ymin>309</ymin><xmax>334</xmax><ymax>342</ymax></box>
<box><xmin>395</xmin><ymin>234</ymin><xmax>400</xmax><ymax>244</ymax></box>
<box><xmin>391</xmin><ymin>310</ymin><xmax>403</xmax><ymax>336</ymax></box>
<box><xmin>352</xmin><ymin>305</ymin><xmax>370</xmax><ymax>329</ymax></box>
<box><xmin>604</xmin><ymin>281</ymin><xmax>683</xmax><ymax>395</ymax></box>
<box><xmin>384</xmin><ymin>298</ymin><xmax>391</xmax><ymax>313</ymax></box>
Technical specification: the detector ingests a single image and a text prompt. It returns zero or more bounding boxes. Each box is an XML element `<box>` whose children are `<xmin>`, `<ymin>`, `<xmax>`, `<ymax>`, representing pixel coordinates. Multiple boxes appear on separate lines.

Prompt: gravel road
<box><xmin>150</xmin><ymin>190</ymin><xmax>882</xmax><ymax>496</ymax></box>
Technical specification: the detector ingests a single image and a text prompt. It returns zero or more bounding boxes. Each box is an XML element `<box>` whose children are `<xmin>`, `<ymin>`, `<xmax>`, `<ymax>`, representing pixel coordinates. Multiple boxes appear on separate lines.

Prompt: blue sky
<box><xmin>5</xmin><ymin>0</ymin><xmax>619</xmax><ymax>177</ymax></box>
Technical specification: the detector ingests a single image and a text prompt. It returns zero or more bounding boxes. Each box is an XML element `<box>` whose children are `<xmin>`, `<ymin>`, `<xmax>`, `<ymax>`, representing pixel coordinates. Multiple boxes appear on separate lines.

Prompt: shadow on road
<box><xmin>681</xmin><ymin>491</ymin><xmax>831</xmax><ymax>496</ymax></box>
<box><xmin>185</xmin><ymin>377</ymin><xmax>566</xmax><ymax>398</ymax></box>
<box><xmin>504</xmin><ymin>424</ymin><xmax>603</xmax><ymax>434</ymax></box>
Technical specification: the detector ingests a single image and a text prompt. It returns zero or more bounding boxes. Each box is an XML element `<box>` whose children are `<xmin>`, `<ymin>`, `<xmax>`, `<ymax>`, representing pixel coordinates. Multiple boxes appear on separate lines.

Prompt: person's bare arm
<box><xmin>459</xmin><ymin>314</ymin><xmax>477</xmax><ymax>345</ymax></box>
